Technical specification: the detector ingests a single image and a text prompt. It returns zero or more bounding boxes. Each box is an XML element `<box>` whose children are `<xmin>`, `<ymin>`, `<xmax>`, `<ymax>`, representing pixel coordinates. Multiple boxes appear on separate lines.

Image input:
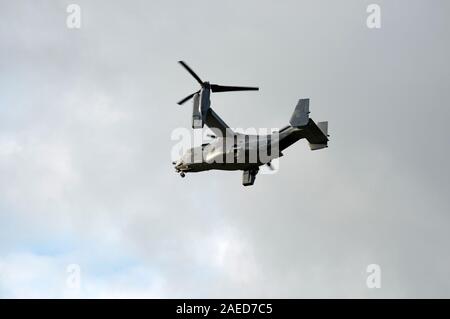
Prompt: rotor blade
<box><xmin>177</xmin><ymin>91</ymin><xmax>198</xmax><ymax>105</ymax></box>
<box><xmin>178</xmin><ymin>61</ymin><xmax>203</xmax><ymax>85</ymax></box>
<box><xmin>210</xmin><ymin>84</ymin><xmax>259</xmax><ymax>93</ymax></box>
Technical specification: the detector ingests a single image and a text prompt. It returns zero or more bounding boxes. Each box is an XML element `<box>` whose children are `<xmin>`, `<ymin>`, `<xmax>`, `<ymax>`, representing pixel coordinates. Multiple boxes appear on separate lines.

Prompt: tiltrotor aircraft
<box><xmin>173</xmin><ymin>61</ymin><xmax>329</xmax><ymax>186</ymax></box>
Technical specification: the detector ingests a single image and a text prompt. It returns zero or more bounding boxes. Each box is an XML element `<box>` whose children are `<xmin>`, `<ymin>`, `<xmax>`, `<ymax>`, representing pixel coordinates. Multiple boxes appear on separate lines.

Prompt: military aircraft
<box><xmin>173</xmin><ymin>61</ymin><xmax>329</xmax><ymax>186</ymax></box>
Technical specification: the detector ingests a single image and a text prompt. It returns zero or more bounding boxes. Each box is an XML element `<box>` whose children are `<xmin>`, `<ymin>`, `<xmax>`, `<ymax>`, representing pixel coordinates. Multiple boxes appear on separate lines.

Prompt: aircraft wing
<box><xmin>204</xmin><ymin>108</ymin><xmax>234</xmax><ymax>137</ymax></box>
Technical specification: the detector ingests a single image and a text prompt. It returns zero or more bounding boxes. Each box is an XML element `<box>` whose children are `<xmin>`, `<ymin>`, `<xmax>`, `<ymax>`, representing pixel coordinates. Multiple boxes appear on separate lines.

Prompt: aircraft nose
<box><xmin>174</xmin><ymin>160</ymin><xmax>184</xmax><ymax>170</ymax></box>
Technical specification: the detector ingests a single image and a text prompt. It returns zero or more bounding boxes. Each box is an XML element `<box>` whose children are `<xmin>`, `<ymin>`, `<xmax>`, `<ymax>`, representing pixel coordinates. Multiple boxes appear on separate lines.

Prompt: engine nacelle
<box><xmin>192</xmin><ymin>93</ymin><xmax>201</xmax><ymax>129</ymax></box>
<box><xmin>192</xmin><ymin>87</ymin><xmax>211</xmax><ymax>129</ymax></box>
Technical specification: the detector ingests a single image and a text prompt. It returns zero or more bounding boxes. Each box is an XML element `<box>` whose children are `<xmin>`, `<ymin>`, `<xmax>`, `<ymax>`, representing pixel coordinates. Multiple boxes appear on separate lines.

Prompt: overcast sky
<box><xmin>1</xmin><ymin>0</ymin><xmax>449</xmax><ymax>298</ymax></box>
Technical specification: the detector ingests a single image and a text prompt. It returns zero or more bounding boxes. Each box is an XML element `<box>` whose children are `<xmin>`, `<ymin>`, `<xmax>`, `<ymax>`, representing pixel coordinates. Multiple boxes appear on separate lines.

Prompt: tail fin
<box><xmin>289</xmin><ymin>99</ymin><xmax>310</xmax><ymax>127</ymax></box>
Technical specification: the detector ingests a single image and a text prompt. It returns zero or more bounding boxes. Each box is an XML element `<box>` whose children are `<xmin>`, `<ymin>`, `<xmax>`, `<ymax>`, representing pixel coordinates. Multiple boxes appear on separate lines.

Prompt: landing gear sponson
<box><xmin>242</xmin><ymin>168</ymin><xmax>259</xmax><ymax>186</ymax></box>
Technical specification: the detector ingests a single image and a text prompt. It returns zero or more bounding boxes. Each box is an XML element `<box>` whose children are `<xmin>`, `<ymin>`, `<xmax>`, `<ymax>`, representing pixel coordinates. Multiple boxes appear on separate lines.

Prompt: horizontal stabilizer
<box><xmin>307</xmin><ymin>121</ymin><xmax>328</xmax><ymax>150</ymax></box>
<box><xmin>242</xmin><ymin>170</ymin><xmax>257</xmax><ymax>186</ymax></box>
<box><xmin>317</xmin><ymin>121</ymin><xmax>328</xmax><ymax>136</ymax></box>
<box><xmin>309</xmin><ymin>143</ymin><xmax>328</xmax><ymax>150</ymax></box>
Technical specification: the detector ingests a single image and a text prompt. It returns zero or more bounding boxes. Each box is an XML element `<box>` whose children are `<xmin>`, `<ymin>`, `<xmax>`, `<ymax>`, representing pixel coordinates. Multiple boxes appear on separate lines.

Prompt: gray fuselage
<box><xmin>174</xmin><ymin>133</ymin><xmax>279</xmax><ymax>173</ymax></box>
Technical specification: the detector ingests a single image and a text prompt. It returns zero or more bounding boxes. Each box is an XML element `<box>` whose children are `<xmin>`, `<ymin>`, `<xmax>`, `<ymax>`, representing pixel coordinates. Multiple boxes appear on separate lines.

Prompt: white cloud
<box><xmin>0</xmin><ymin>252</ymin><xmax>167</xmax><ymax>298</ymax></box>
